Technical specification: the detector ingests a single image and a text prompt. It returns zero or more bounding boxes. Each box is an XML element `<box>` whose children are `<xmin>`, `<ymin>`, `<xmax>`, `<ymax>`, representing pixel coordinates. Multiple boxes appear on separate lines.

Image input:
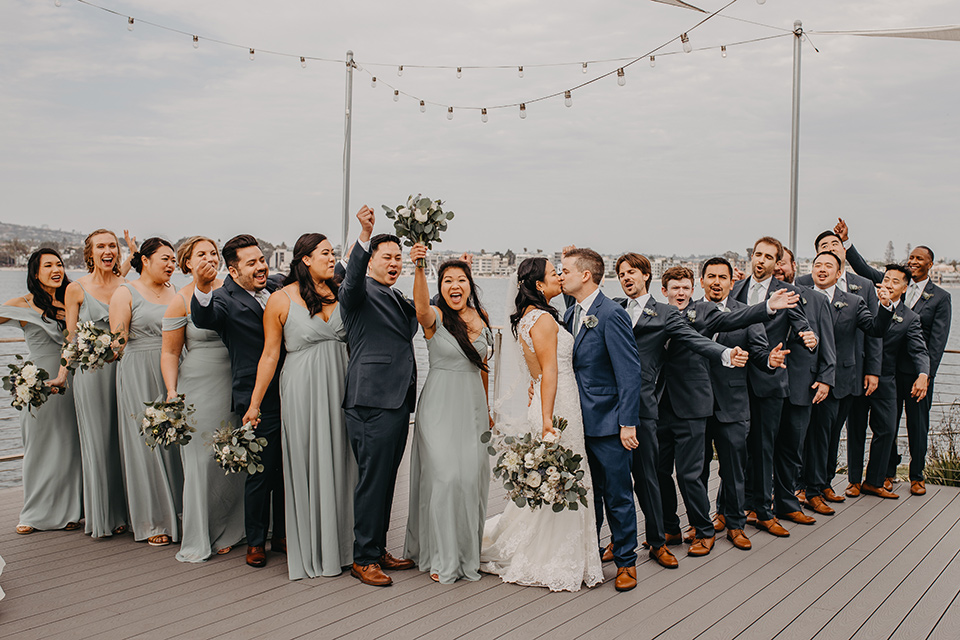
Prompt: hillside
<box><xmin>0</xmin><ymin>221</ymin><xmax>86</xmax><ymax>245</ymax></box>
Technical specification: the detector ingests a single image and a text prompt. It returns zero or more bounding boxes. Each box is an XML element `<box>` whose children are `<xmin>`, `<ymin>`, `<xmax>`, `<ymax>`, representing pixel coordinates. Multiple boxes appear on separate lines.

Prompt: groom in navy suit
<box><xmin>560</xmin><ymin>248</ymin><xmax>643</xmax><ymax>592</ymax></box>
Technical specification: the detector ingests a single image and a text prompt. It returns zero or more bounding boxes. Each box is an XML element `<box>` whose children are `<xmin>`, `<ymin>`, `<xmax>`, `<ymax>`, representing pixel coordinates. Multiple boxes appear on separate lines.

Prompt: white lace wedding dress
<box><xmin>479</xmin><ymin>309</ymin><xmax>603</xmax><ymax>592</ymax></box>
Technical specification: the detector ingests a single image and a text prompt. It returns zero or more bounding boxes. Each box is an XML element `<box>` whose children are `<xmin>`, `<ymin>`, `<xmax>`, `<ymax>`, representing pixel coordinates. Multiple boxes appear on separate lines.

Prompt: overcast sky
<box><xmin>2</xmin><ymin>0</ymin><xmax>958</xmax><ymax>260</ymax></box>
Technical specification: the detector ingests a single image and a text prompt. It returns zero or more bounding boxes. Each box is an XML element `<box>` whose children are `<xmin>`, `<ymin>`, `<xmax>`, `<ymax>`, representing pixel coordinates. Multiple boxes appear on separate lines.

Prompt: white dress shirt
<box><xmin>627</xmin><ymin>293</ymin><xmax>652</xmax><ymax>327</ymax></box>
<box><xmin>573</xmin><ymin>288</ymin><xmax>601</xmax><ymax>334</ymax></box>
<box><xmin>907</xmin><ymin>277</ymin><xmax>928</xmax><ymax>309</ymax></box>
<box><xmin>194</xmin><ymin>281</ymin><xmax>267</xmax><ymax>308</ymax></box>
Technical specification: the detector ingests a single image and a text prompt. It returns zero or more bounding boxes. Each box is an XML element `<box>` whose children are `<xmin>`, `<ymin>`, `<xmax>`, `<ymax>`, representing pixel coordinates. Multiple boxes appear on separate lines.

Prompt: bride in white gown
<box><xmin>479</xmin><ymin>257</ymin><xmax>603</xmax><ymax>592</ymax></box>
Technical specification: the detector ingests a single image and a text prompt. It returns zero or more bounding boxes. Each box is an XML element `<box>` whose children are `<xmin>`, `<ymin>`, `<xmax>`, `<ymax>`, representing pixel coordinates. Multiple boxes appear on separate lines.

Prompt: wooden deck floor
<box><xmin>1</xmin><ymin>448</ymin><xmax>959</xmax><ymax>640</ymax></box>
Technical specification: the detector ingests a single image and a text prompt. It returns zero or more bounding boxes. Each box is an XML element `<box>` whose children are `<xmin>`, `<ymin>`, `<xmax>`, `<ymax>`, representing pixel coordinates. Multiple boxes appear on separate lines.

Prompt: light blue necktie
<box><xmin>573</xmin><ymin>304</ymin><xmax>582</xmax><ymax>336</ymax></box>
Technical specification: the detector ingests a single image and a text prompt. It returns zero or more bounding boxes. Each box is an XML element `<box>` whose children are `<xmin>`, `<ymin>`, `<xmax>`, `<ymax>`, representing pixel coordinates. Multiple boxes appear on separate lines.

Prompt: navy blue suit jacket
<box><xmin>874</xmin><ymin>301</ymin><xmax>929</xmax><ymax>399</ymax></box>
<box><xmin>710</xmin><ymin>298</ymin><xmax>772</xmax><ymax>423</ymax></box>
<box><xmin>784</xmin><ymin>287</ymin><xmax>836</xmax><ymax>405</ymax></box>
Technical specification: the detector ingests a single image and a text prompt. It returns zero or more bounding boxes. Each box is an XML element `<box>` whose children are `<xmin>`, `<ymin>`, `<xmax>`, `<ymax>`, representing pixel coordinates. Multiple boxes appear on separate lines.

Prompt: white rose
<box><xmin>542</xmin><ymin>431</ymin><xmax>558</xmax><ymax>444</ymax></box>
<box><xmin>414</xmin><ymin>209</ymin><xmax>428</xmax><ymax>223</ymax></box>
<box><xmin>523</xmin><ymin>452</ymin><xmax>536</xmax><ymax>469</ymax></box>
<box><xmin>17</xmin><ymin>388</ymin><xmax>32</xmax><ymax>404</ymax></box>
<box><xmin>98</xmin><ymin>334</ymin><xmax>112</xmax><ymax>346</ymax></box>
<box><xmin>397</xmin><ymin>206</ymin><xmax>411</xmax><ymax>219</ymax></box>
<box><xmin>526</xmin><ymin>472</ymin><xmax>542</xmax><ymax>488</ymax></box>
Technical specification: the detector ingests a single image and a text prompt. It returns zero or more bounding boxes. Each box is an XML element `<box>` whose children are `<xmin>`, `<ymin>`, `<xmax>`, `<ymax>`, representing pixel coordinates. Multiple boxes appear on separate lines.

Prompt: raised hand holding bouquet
<box><xmin>481</xmin><ymin>416</ymin><xmax>589</xmax><ymax>512</ymax></box>
<box><xmin>138</xmin><ymin>394</ymin><xmax>196</xmax><ymax>449</ymax></box>
<box><xmin>382</xmin><ymin>194</ymin><xmax>454</xmax><ymax>267</ymax></box>
<box><xmin>2</xmin><ymin>355</ymin><xmax>54</xmax><ymax>412</ymax></box>
<box><xmin>211</xmin><ymin>421</ymin><xmax>269</xmax><ymax>475</ymax></box>
<box><xmin>61</xmin><ymin>320</ymin><xmax>125</xmax><ymax>372</ymax></box>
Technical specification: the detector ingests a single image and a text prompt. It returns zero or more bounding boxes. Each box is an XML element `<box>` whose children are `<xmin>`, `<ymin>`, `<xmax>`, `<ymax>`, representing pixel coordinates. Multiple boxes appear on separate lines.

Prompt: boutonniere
<box><xmin>642</xmin><ymin>307</ymin><xmax>658</xmax><ymax>317</ymax></box>
<box><xmin>686</xmin><ymin>309</ymin><xmax>697</xmax><ymax>323</ymax></box>
<box><xmin>922</xmin><ymin>291</ymin><xmax>933</xmax><ymax>301</ymax></box>
<box><xmin>800</xmin><ymin>296</ymin><xmax>808</xmax><ymax>305</ymax></box>
<box><xmin>892</xmin><ymin>314</ymin><xmax>904</xmax><ymax>323</ymax></box>
<box><xmin>834</xmin><ymin>301</ymin><xmax>848</xmax><ymax>309</ymax></box>
<box><xmin>848</xmin><ymin>283</ymin><xmax>861</xmax><ymax>292</ymax></box>
<box><xmin>583</xmin><ymin>315</ymin><xmax>598</xmax><ymax>329</ymax></box>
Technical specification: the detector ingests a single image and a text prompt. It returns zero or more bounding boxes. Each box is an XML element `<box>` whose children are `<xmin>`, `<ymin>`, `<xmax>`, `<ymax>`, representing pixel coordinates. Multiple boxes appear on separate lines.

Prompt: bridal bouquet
<box><xmin>210</xmin><ymin>421</ymin><xmax>268</xmax><ymax>475</ymax></box>
<box><xmin>382</xmin><ymin>195</ymin><xmax>454</xmax><ymax>266</ymax></box>
<box><xmin>481</xmin><ymin>416</ymin><xmax>589</xmax><ymax>512</ymax></box>
<box><xmin>61</xmin><ymin>321</ymin><xmax>124</xmax><ymax>372</ymax></box>
<box><xmin>138</xmin><ymin>394</ymin><xmax>196</xmax><ymax>449</ymax></box>
<box><xmin>2</xmin><ymin>356</ymin><xmax>53</xmax><ymax>412</ymax></box>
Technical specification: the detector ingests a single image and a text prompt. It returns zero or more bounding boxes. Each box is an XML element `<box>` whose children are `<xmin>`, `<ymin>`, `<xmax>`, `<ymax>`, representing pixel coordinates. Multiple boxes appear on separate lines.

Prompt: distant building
<box><xmin>271</xmin><ymin>248</ymin><xmax>290</xmax><ymax>273</ymax></box>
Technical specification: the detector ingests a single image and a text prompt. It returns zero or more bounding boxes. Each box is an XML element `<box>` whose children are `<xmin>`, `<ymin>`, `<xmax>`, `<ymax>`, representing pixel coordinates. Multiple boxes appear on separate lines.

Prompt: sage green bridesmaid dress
<box><xmin>279</xmin><ymin>293</ymin><xmax>356</xmax><ymax>580</ymax></box>
<box><xmin>165</xmin><ymin>293</ymin><xmax>246</xmax><ymax>562</ymax></box>
<box><xmin>73</xmin><ymin>285</ymin><xmax>128</xmax><ymax>537</ymax></box>
<box><xmin>1</xmin><ymin>304</ymin><xmax>83</xmax><ymax>531</ymax></box>
<box><xmin>404</xmin><ymin>309</ymin><xmax>492</xmax><ymax>584</ymax></box>
<box><xmin>115</xmin><ymin>284</ymin><xmax>184</xmax><ymax>542</ymax></box>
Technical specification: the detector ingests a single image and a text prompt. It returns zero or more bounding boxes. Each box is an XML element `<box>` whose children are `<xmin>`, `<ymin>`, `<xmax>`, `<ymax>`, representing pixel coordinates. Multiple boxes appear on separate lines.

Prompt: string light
<box><xmin>192</xmin><ymin>35</ymin><xmax>199</xmax><ymax>49</ymax></box>
<box><xmin>370</xmin><ymin>76</ymin><xmax>377</xmax><ymax>88</ymax></box>
<box><xmin>300</xmin><ymin>56</ymin><xmax>306</xmax><ymax>68</ymax></box>
<box><xmin>127</xmin><ymin>17</ymin><xmax>134</xmax><ymax>31</ymax></box>
<box><xmin>617</xmin><ymin>68</ymin><xmax>626</xmax><ymax>86</ymax></box>
<box><xmin>249</xmin><ymin>48</ymin><xmax>255</xmax><ymax>61</ymax></box>
<box><xmin>55</xmin><ymin>0</ymin><xmax>61</xmax><ymax>6</ymax></box>
<box><xmin>447</xmin><ymin>107</ymin><xmax>454</xmax><ymax>120</ymax></box>
<box><xmin>519</xmin><ymin>103</ymin><xmax>526</xmax><ymax>119</ymax></box>
<box><xmin>481</xmin><ymin>108</ymin><xmax>488</xmax><ymax>123</ymax></box>
<box><xmin>650</xmin><ymin>55</ymin><xmax>656</xmax><ymax>67</ymax></box>
<box><xmin>582</xmin><ymin>62</ymin><xmax>588</xmax><ymax>73</ymax></box>
<box><xmin>518</xmin><ymin>66</ymin><xmax>524</xmax><ymax>78</ymax></box>
<box><xmin>681</xmin><ymin>33</ymin><xmax>692</xmax><ymax>53</ymax></box>
<box><xmin>564</xmin><ymin>91</ymin><xmax>572</xmax><ymax>107</ymax></box>
<box><xmin>393</xmin><ymin>89</ymin><xmax>399</xmax><ymax>102</ymax></box>
<box><xmin>419</xmin><ymin>100</ymin><xmax>426</xmax><ymax>113</ymax></box>
<box><xmin>721</xmin><ymin>45</ymin><xmax>727</xmax><ymax>58</ymax></box>
<box><xmin>397</xmin><ymin>65</ymin><xmax>403</xmax><ymax>76</ymax></box>
<box><xmin>456</xmin><ymin>67</ymin><xmax>462</xmax><ymax>79</ymax></box>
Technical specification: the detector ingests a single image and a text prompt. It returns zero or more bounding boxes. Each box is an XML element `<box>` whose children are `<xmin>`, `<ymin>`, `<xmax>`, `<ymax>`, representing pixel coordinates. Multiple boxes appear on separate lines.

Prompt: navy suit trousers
<box><xmin>657</xmin><ymin>398</ymin><xmax>712</xmax><ymax>539</ymax></box>
<box><xmin>774</xmin><ymin>402</ymin><xmax>812</xmax><ymax>515</ymax></box>
<box><xmin>243</xmin><ymin>407</ymin><xmax>284</xmax><ymax>547</ymax></box>
<box><xmin>631</xmin><ymin>418</ymin><xmax>666</xmax><ymax>548</ymax></box>
<box><xmin>802</xmin><ymin>394</ymin><xmax>843</xmax><ymax>495</ymax></box>
<box><xmin>745</xmin><ymin>395</ymin><xmax>784</xmax><ymax>521</ymax></box>
<box><xmin>701</xmin><ymin>415</ymin><xmax>748</xmax><ymax>531</ymax></box>
<box><xmin>891</xmin><ymin>378</ymin><xmax>934</xmax><ymax>481</ymax></box>
<box><xmin>586</xmin><ymin>434</ymin><xmax>638</xmax><ymax>567</ymax></box>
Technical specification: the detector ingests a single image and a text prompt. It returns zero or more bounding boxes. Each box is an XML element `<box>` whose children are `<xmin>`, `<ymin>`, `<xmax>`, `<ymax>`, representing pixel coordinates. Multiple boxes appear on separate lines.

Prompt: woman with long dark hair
<box><xmin>1</xmin><ymin>249</ymin><xmax>83</xmax><ymax>534</ymax></box>
<box><xmin>161</xmin><ymin>237</ymin><xmax>245</xmax><ymax>562</ymax></box>
<box><xmin>110</xmin><ymin>237</ymin><xmax>184</xmax><ymax>546</ymax></box>
<box><xmin>243</xmin><ymin>233</ymin><xmax>356</xmax><ymax>580</ymax></box>
<box><xmin>403</xmin><ymin>242</ymin><xmax>494</xmax><ymax>584</ymax></box>
<box><xmin>59</xmin><ymin>229</ymin><xmax>130</xmax><ymax>538</ymax></box>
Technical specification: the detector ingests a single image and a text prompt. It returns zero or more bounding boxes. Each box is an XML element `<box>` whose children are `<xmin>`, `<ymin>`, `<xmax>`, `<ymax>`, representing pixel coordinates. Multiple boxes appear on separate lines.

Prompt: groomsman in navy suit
<box><xmin>801</xmin><ymin>251</ymin><xmax>893</xmax><ymax>512</ymax></box>
<box><xmin>837</xmin><ymin>219</ymin><xmax>951</xmax><ymax>495</ymax></box>
<box><xmin>560</xmin><ymin>248</ymin><xmax>643</xmax><ymax>591</ymax></box>
<box><xmin>796</xmin><ymin>230</ymin><xmax>882</xmax><ymax>502</ymax></box>
<box><xmin>732</xmin><ymin>237</ymin><xmax>817</xmax><ymax>538</ymax></box>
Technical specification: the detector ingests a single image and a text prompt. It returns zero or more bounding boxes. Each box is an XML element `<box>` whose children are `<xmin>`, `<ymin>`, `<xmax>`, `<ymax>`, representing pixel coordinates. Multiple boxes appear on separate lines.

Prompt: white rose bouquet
<box><xmin>481</xmin><ymin>416</ymin><xmax>589</xmax><ymax>512</ymax></box>
<box><xmin>2</xmin><ymin>356</ymin><xmax>54</xmax><ymax>412</ymax></box>
<box><xmin>381</xmin><ymin>194</ymin><xmax>455</xmax><ymax>267</ymax></box>
<box><xmin>210</xmin><ymin>421</ymin><xmax>269</xmax><ymax>475</ymax></box>
<box><xmin>138</xmin><ymin>394</ymin><xmax>196</xmax><ymax>449</ymax></box>
<box><xmin>61</xmin><ymin>321</ymin><xmax>125</xmax><ymax>372</ymax></box>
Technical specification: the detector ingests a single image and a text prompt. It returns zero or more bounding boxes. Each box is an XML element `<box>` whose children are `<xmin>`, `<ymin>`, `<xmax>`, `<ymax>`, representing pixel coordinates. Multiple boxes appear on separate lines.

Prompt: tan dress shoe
<box><xmin>682</xmin><ymin>526</ymin><xmax>696</xmax><ymax>544</ymax></box>
<box><xmin>845</xmin><ymin>483</ymin><xmax>861</xmax><ymax>498</ymax></box>
<box><xmin>246</xmin><ymin>545</ymin><xmax>267</xmax><ymax>568</ymax></box>
<box><xmin>804</xmin><ymin>495</ymin><xmax>835</xmax><ymax>516</ymax></box>
<box><xmin>649</xmin><ymin>545</ymin><xmax>679</xmax><ymax>569</ymax></box>
<box><xmin>615</xmin><ymin>566</ymin><xmax>638</xmax><ymax>591</ymax></box>
<box><xmin>687</xmin><ymin>536</ymin><xmax>715</xmax><ymax>557</ymax></box>
<box><xmin>779</xmin><ymin>511</ymin><xmax>815</xmax><ymax>525</ymax></box>
<box><xmin>862</xmin><ymin>483</ymin><xmax>899</xmax><ymax>499</ymax></box>
<box><xmin>381</xmin><ymin>551</ymin><xmax>416</xmax><ymax>570</ymax></box>
<box><xmin>754</xmin><ymin>518</ymin><xmax>790</xmax><ymax>537</ymax></box>
<box><xmin>351</xmin><ymin>562</ymin><xmax>393</xmax><ymax>586</ymax></box>
<box><xmin>726</xmin><ymin>528</ymin><xmax>752</xmax><ymax>550</ymax></box>
<box><xmin>664</xmin><ymin>532</ymin><xmax>683</xmax><ymax>546</ymax></box>
<box><xmin>713</xmin><ymin>514</ymin><xmax>726</xmax><ymax>532</ymax></box>
<box><xmin>883</xmin><ymin>477</ymin><xmax>894</xmax><ymax>492</ymax></box>
<box><xmin>795</xmin><ymin>489</ymin><xmax>806</xmax><ymax>504</ymax></box>
<box><xmin>911</xmin><ymin>480</ymin><xmax>926</xmax><ymax>495</ymax></box>
<box><xmin>745</xmin><ymin>510</ymin><xmax>758</xmax><ymax>526</ymax></box>
<box><xmin>822</xmin><ymin>487</ymin><xmax>846</xmax><ymax>503</ymax></box>
<box><xmin>601</xmin><ymin>542</ymin><xmax>614</xmax><ymax>562</ymax></box>
<box><xmin>271</xmin><ymin>537</ymin><xmax>286</xmax><ymax>554</ymax></box>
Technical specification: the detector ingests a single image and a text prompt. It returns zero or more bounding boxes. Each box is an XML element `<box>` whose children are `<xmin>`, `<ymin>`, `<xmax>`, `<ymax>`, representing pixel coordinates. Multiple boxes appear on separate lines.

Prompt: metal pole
<box><xmin>788</xmin><ymin>21</ymin><xmax>802</xmax><ymax>256</ymax></box>
<box><xmin>341</xmin><ymin>50</ymin><xmax>355</xmax><ymax>257</ymax></box>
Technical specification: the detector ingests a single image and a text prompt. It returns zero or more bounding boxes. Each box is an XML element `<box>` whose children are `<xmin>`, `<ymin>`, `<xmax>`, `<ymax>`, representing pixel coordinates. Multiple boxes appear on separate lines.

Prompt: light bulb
<box><xmin>54</xmin><ymin>0</ymin><xmax>61</xmax><ymax>6</ymax></box>
<box><xmin>518</xmin><ymin>66</ymin><xmax>524</xmax><ymax>78</ymax></box>
<box><xmin>447</xmin><ymin>107</ymin><xmax>454</xmax><ymax>120</ymax></box>
<box><xmin>650</xmin><ymin>56</ymin><xmax>656</xmax><ymax>68</ymax></box>
<box><xmin>519</xmin><ymin>103</ymin><xmax>526</xmax><ymax>119</ymax></box>
<box><xmin>419</xmin><ymin>100</ymin><xmax>426</xmax><ymax>113</ymax></box>
<box><xmin>371</xmin><ymin>76</ymin><xmax>377</xmax><ymax>88</ymax></box>
<box><xmin>301</xmin><ymin>57</ymin><xmax>307</xmax><ymax>68</ymax></box>
<box><xmin>721</xmin><ymin>45</ymin><xmax>727</xmax><ymax>58</ymax></box>
<box><xmin>617</xmin><ymin>68</ymin><xmax>626</xmax><ymax>87</ymax></box>
<box><xmin>681</xmin><ymin>33</ymin><xmax>692</xmax><ymax>54</ymax></box>
<box><xmin>249</xmin><ymin>48</ymin><xmax>255</xmax><ymax>61</ymax></box>
<box><xmin>127</xmin><ymin>17</ymin><xmax>134</xmax><ymax>32</ymax></box>
<box><xmin>481</xmin><ymin>108</ymin><xmax>488</xmax><ymax>123</ymax></box>
<box><xmin>582</xmin><ymin>62</ymin><xmax>588</xmax><ymax>73</ymax></box>
<box><xmin>192</xmin><ymin>35</ymin><xmax>199</xmax><ymax>49</ymax></box>
<box><xmin>397</xmin><ymin>65</ymin><xmax>403</xmax><ymax>76</ymax></box>
<box><xmin>456</xmin><ymin>67</ymin><xmax>462</xmax><ymax>79</ymax></box>
<box><xmin>393</xmin><ymin>90</ymin><xmax>400</xmax><ymax>102</ymax></box>
<box><xmin>564</xmin><ymin>91</ymin><xmax>572</xmax><ymax>108</ymax></box>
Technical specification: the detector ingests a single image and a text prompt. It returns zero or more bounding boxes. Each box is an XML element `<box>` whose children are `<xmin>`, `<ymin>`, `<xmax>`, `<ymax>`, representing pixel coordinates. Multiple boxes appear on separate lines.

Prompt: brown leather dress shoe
<box><xmin>862</xmin><ymin>483</ymin><xmax>899</xmax><ymax>499</ymax></box>
<box><xmin>795</xmin><ymin>489</ymin><xmax>806</xmax><ymax>504</ymax></box>
<box><xmin>779</xmin><ymin>511</ymin><xmax>816</xmax><ymax>525</ymax></box>
<box><xmin>664</xmin><ymin>532</ymin><xmax>683</xmax><ymax>546</ymax></box>
<box><xmin>649</xmin><ymin>545</ymin><xmax>679</xmax><ymax>569</ymax></box>
<box><xmin>911</xmin><ymin>480</ymin><xmax>926</xmax><ymax>495</ymax></box>
<box><xmin>713</xmin><ymin>514</ymin><xmax>726</xmax><ymax>532</ymax></box>
<box><xmin>682</xmin><ymin>526</ymin><xmax>696</xmax><ymax>545</ymax></box>
<box><xmin>246</xmin><ymin>545</ymin><xmax>267</xmax><ymax>568</ymax></box>
<box><xmin>883</xmin><ymin>477</ymin><xmax>894</xmax><ymax>492</ymax></box>
<box><xmin>845</xmin><ymin>483</ymin><xmax>861</xmax><ymax>498</ymax></box>
<box><xmin>381</xmin><ymin>551</ymin><xmax>415</xmax><ymax>570</ymax></box>
<box><xmin>351</xmin><ymin>562</ymin><xmax>392</xmax><ymax>586</ymax></box>
<box><xmin>754</xmin><ymin>518</ymin><xmax>790</xmax><ymax>537</ymax></box>
<box><xmin>271</xmin><ymin>537</ymin><xmax>286</xmax><ymax>554</ymax></box>
<box><xmin>601</xmin><ymin>543</ymin><xmax>614</xmax><ymax>562</ymax></box>
<box><xmin>726</xmin><ymin>528</ymin><xmax>752</xmax><ymax>550</ymax></box>
<box><xmin>804</xmin><ymin>495</ymin><xmax>835</xmax><ymax>516</ymax></box>
<box><xmin>822</xmin><ymin>487</ymin><xmax>846</xmax><ymax>503</ymax></box>
<box><xmin>745</xmin><ymin>510</ymin><xmax>758</xmax><ymax>526</ymax></box>
<box><xmin>687</xmin><ymin>536</ymin><xmax>715</xmax><ymax>557</ymax></box>
<box><xmin>615</xmin><ymin>566</ymin><xmax>638</xmax><ymax>591</ymax></box>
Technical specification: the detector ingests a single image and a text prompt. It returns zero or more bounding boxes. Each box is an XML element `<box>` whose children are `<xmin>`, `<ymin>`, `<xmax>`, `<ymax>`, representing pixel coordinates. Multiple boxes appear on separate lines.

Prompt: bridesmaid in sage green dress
<box><xmin>110</xmin><ymin>237</ymin><xmax>184</xmax><ymax>546</ymax></box>
<box><xmin>243</xmin><ymin>233</ymin><xmax>356</xmax><ymax>580</ymax></box>
<box><xmin>1</xmin><ymin>249</ymin><xmax>82</xmax><ymax>534</ymax></box>
<box><xmin>161</xmin><ymin>236</ymin><xmax>246</xmax><ymax>562</ymax></box>
<box><xmin>404</xmin><ymin>245</ymin><xmax>493</xmax><ymax>584</ymax></box>
<box><xmin>60</xmin><ymin>229</ymin><xmax>132</xmax><ymax>538</ymax></box>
